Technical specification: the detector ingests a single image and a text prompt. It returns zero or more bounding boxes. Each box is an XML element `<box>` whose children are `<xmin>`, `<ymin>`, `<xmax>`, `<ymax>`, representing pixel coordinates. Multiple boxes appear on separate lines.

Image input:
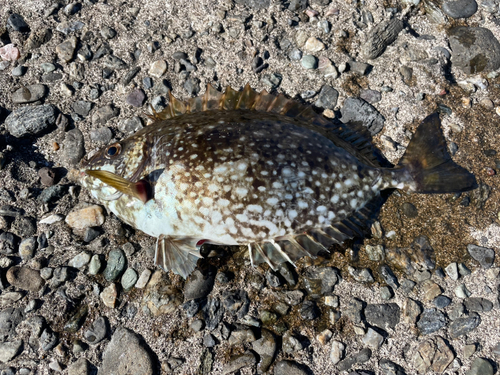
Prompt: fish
<box><xmin>70</xmin><ymin>84</ymin><xmax>477</xmax><ymax>279</ymax></box>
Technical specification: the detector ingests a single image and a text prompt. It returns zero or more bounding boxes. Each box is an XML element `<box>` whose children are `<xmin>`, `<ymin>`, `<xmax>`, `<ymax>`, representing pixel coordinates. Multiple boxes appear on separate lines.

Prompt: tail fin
<box><xmin>398</xmin><ymin>113</ymin><xmax>477</xmax><ymax>194</ymax></box>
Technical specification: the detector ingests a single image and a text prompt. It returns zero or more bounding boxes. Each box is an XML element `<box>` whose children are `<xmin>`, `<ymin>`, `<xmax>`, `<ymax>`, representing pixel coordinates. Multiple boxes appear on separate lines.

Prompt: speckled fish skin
<box><xmin>81</xmin><ymin>110</ymin><xmax>395</xmax><ymax>242</ymax></box>
<box><xmin>75</xmin><ymin>85</ymin><xmax>476</xmax><ymax>278</ymax></box>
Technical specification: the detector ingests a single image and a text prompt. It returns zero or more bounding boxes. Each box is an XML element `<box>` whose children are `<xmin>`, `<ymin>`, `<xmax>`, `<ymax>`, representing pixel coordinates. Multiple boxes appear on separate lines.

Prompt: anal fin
<box><xmin>154</xmin><ymin>235</ymin><xmax>203</xmax><ymax>279</ymax></box>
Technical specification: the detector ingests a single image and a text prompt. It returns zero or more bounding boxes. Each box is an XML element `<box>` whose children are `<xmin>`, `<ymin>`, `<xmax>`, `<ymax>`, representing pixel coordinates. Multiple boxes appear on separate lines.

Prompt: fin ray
<box><xmin>154</xmin><ymin>236</ymin><xmax>202</xmax><ymax>279</ymax></box>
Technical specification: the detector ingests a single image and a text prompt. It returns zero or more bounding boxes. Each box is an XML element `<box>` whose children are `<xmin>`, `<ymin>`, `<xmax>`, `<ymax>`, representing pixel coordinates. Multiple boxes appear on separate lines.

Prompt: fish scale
<box><xmin>72</xmin><ymin>84</ymin><xmax>477</xmax><ymax>278</ymax></box>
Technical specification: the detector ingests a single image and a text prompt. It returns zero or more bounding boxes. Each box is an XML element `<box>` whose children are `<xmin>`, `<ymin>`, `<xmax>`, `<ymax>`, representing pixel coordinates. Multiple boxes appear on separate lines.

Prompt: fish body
<box><xmin>74</xmin><ymin>84</ymin><xmax>476</xmax><ymax>278</ymax></box>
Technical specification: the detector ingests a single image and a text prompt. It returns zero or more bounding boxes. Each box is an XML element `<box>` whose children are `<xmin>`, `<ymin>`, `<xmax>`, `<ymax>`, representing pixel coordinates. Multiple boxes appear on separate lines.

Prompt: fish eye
<box><xmin>105</xmin><ymin>143</ymin><xmax>121</xmax><ymax>158</ymax></box>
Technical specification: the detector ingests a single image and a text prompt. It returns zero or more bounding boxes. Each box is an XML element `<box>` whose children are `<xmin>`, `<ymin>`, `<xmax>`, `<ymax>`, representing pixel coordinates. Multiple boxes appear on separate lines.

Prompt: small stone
<box><xmin>362</xmin><ymin>327</ymin><xmax>384</xmax><ymax>349</ymax></box>
<box><xmin>100</xmin><ymin>26</ymin><xmax>117</xmax><ymax>39</ymax></box>
<box><xmin>6</xmin><ymin>266</ymin><xmax>44</xmax><ymax>292</ymax></box>
<box><xmin>330</xmin><ymin>340</ymin><xmax>345</xmax><ymax>365</ymax></box>
<box><xmin>463</xmin><ymin>343</ymin><xmax>477</xmax><ymax>359</ymax></box>
<box><xmin>92</xmin><ymin>105</ymin><xmax>120</xmax><ymax>125</ymax></box>
<box><xmin>301</xmin><ymin>55</ymin><xmax>318</xmax><ymax>69</ymax></box>
<box><xmin>411</xmin><ymin>336</ymin><xmax>454</xmax><ymax>373</ymax></box>
<box><xmin>0</xmin><ymin>340</ymin><xmax>22</xmax><ymax>362</ymax></box>
<box><xmin>251</xmin><ymin>329</ymin><xmax>276</xmax><ymax>372</ymax></box>
<box><xmin>149</xmin><ymin>60</ymin><xmax>167</xmax><ymax>78</ymax></box>
<box><xmin>184</xmin><ymin>268</ymin><xmax>216</xmax><ymax>300</ymax></box>
<box><xmin>442</xmin><ymin>0</ymin><xmax>478</xmax><ymax>18</ymax></box>
<box><xmin>421</xmin><ymin>280</ymin><xmax>442</xmax><ymax>302</ymax></box>
<box><xmin>316</xmin><ymin>329</ymin><xmax>332</xmax><ymax>345</ymax></box>
<box><xmin>348</xmin><ymin>266</ymin><xmax>374</xmax><ymax>282</ymax></box>
<box><xmin>314</xmin><ymin>85</ymin><xmax>339</xmax><ymax>109</ymax></box>
<box><xmin>222</xmin><ymin>352</ymin><xmax>256</xmax><ymax>374</ymax></box>
<box><xmin>445</xmin><ymin>262</ymin><xmax>459</xmax><ymax>280</ymax></box>
<box><xmin>68</xmin><ymin>251</ymin><xmax>91</xmax><ymax>268</ymax></box>
<box><xmin>260</xmin><ymin>73</ymin><xmax>282</xmax><ymax>89</ymax></box>
<box><xmin>103</xmin><ymin>55</ymin><xmax>127</xmax><ymax>70</ymax></box>
<box><xmin>126</xmin><ymin>89</ymin><xmax>146</xmax><ymax>107</ymax></box>
<box><xmin>40</xmin><ymin>328</ymin><xmax>58</xmax><ymax>351</ymax></box>
<box><xmin>274</xmin><ymin>361</ymin><xmax>308</xmax><ymax>375</ymax></box>
<box><xmin>12</xmin><ymin>84</ymin><xmax>47</xmax><ymax>104</ymax></box>
<box><xmin>184</xmin><ymin>77</ymin><xmax>201</xmax><ymax>96</ymax></box>
<box><xmin>135</xmin><ymin>269</ymin><xmax>152</xmax><ymax>289</ymax></box>
<box><xmin>65</xmin><ymin>205</ymin><xmax>105</xmax><ymax>230</ymax></box>
<box><xmin>5</xmin><ymin>105</ymin><xmax>57</xmax><ymax>138</ymax></box>
<box><xmin>458</xmin><ymin>262</ymin><xmax>471</xmax><ymax>276</ymax></box>
<box><xmin>345</xmin><ymin>298</ymin><xmax>364</xmax><ymax>324</ymax></box>
<box><xmin>121</xmin><ymin>268</ymin><xmax>138</xmax><ymax>290</ymax></box>
<box><xmin>337</xmin><ymin>348</ymin><xmax>372</xmax><ymax>372</ymax></box>
<box><xmin>380</xmin><ymin>286</ymin><xmax>393</xmax><ymax>300</ymax></box>
<box><xmin>417</xmin><ymin>308</ymin><xmax>446</xmax><ymax>335</ymax></box>
<box><xmin>67</xmin><ymin>358</ymin><xmax>91</xmax><ymax>375</ymax></box>
<box><xmin>402</xmin><ymin>202</ymin><xmax>418</xmax><ymax>218</ymax></box>
<box><xmin>7</xmin><ymin>13</ymin><xmax>29</xmax><ymax>32</ymax></box>
<box><xmin>0</xmin><ymin>44</ymin><xmax>20</xmax><ymax>61</ymax></box>
<box><xmin>88</xmin><ymin>255</ymin><xmax>102</xmax><ymax>275</ymax></box>
<box><xmin>466</xmin><ymin>358</ymin><xmax>494</xmax><ymax>375</ymax></box>
<box><xmin>103</xmin><ymin>249</ymin><xmax>126</xmax><ymax>281</ymax></box>
<box><xmin>56</xmin><ymin>36</ymin><xmax>78</xmax><ymax>63</ymax></box>
<box><xmin>304</xmin><ymin>37</ymin><xmax>325</xmax><ymax>53</ymax></box>
<box><xmin>100</xmin><ymin>283</ymin><xmax>118</xmax><ymax>308</ymax></box>
<box><xmin>365</xmin><ymin>303</ymin><xmax>400</xmax><ymax>330</ymax></box>
<box><xmin>318</xmin><ymin>57</ymin><xmax>338</xmax><ymax>78</ymax></box>
<box><xmin>19</xmin><ymin>237</ymin><xmax>37</xmax><ymax>260</ymax></box>
<box><xmin>467</xmin><ymin>244</ymin><xmax>495</xmax><ymax>268</ymax></box>
<box><xmin>360</xmin><ymin>89</ymin><xmax>382</xmax><ymax>104</ymax></box>
<box><xmin>120</xmin><ymin>116</ymin><xmax>143</xmax><ymax>133</ymax></box>
<box><xmin>99</xmin><ymin>327</ymin><xmax>154</xmax><ymax>375</ymax></box>
<box><xmin>72</xmin><ymin>100</ymin><xmax>93</xmax><ymax>117</ymax></box>
<box><xmin>90</xmin><ymin>127</ymin><xmax>113</xmax><ymax>144</ymax></box>
<box><xmin>455</xmin><ymin>284</ymin><xmax>471</xmax><ymax>298</ymax></box>
<box><xmin>300</xmin><ymin>300</ymin><xmax>319</xmax><ymax>320</ymax></box>
<box><xmin>340</xmin><ymin>97</ymin><xmax>385</xmax><ymax>135</ymax></box>
<box><xmin>84</xmin><ymin>316</ymin><xmax>107</xmax><ymax>345</ymax></box>
<box><xmin>348</xmin><ymin>60</ymin><xmax>371</xmax><ymax>75</ymax></box>
<box><xmin>449</xmin><ymin>313</ymin><xmax>481</xmax><ymax>338</ymax></box>
<box><xmin>433</xmin><ymin>295</ymin><xmax>452</xmax><ymax>309</ymax></box>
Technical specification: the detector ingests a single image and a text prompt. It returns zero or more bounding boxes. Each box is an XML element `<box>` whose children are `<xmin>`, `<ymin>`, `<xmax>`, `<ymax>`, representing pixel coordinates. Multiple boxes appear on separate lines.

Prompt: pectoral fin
<box><xmin>154</xmin><ymin>236</ymin><xmax>203</xmax><ymax>279</ymax></box>
<box><xmin>85</xmin><ymin>170</ymin><xmax>153</xmax><ymax>203</ymax></box>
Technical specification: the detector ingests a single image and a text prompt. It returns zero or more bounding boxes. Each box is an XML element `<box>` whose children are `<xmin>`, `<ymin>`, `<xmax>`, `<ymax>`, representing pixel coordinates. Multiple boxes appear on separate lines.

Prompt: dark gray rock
<box><xmin>234</xmin><ymin>0</ymin><xmax>270</xmax><ymax>10</ymax></box>
<box><xmin>300</xmin><ymin>300</ymin><xmax>319</xmax><ymax>320</ymax></box>
<box><xmin>443</xmin><ymin>0</ymin><xmax>478</xmax><ymax>18</ymax></box>
<box><xmin>379</xmin><ymin>265</ymin><xmax>399</xmax><ymax>289</ymax></box>
<box><xmin>5</xmin><ymin>105</ymin><xmax>56</xmax><ymax>137</ymax></box>
<box><xmin>0</xmin><ymin>340</ymin><xmax>22</xmax><ymax>363</ymax></box>
<box><xmin>67</xmin><ymin>358</ymin><xmax>91</xmax><ymax>375</ymax></box>
<box><xmin>203</xmin><ymin>333</ymin><xmax>216</xmax><ymax>347</ymax></box>
<box><xmin>92</xmin><ymin>105</ymin><xmax>120</xmax><ymax>125</ymax></box>
<box><xmin>98</xmin><ymin>327</ymin><xmax>154</xmax><ymax>375</ymax></box>
<box><xmin>337</xmin><ymin>348</ymin><xmax>372</xmax><ymax>372</ymax></box>
<box><xmin>466</xmin><ymin>358</ymin><xmax>494</xmax><ymax>375</ymax></box>
<box><xmin>222</xmin><ymin>290</ymin><xmax>249</xmax><ymax>318</ymax></box>
<box><xmin>344</xmin><ymin>298</ymin><xmax>364</xmax><ymax>324</ymax></box>
<box><xmin>433</xmin><ymin>295</ymin><xmax>452</xmax><ymax>309</ymax></box>
<box><xmin>72</xmin><ymin>100</ymin><xmax>93</xmax><ymax>117</ymax></box>
<box><xmin>0</xmin><ymin>232</ymin><xmax>16</xmax><ymax>255</ymax></box>
<box><xmin>0</xmin><ymin>308</ymin><xmax>24</xmax><ymax>341</ymax></box>
<box><xmin>11</xmin><ymin>216</ymin><xmax>36</xmax><ymax>237</ymax></box>
<box><xmin>449</xmin><ymin>313</ymin><xmax>481</xmax><ymax>338</ymax></box>
<box><xmin>7</xmin><ymin>14</ymin><xmax>29</xmax><ymax>32</ymax></box>
<box><xmin>40</xmin><ymin>328</ymin><xmax>58</xmax><ymax>351</ymax></box>
<box><xmin>361</xmin><ymin>18</ymin><xmax>403</xmax><ymax>59</ymax></box>
<box><xmin>379</xmin><ymin>359</ymin><xmax>407</xmax><ymax>375</ymax></box>
<box><xmin>274</xmin><ymin>360</ymin><xmax>309</xmax><ymax>375</ymax></box>
<box><xmin>340</xmin><ymin>97</ymin><xmax>385</xmax><ymax>135</ymax></box>
<box><xmin>103</xmin><ymin>249</ymin><xmax>126</xmax><ymax>281</ymax></box>
<box><xmin>90</xmin><ymin>127</ymin><xmax>113</xmax><ymax>144</ymax></box>
<box><xmin>314</xmin><ymin>85</ymin><xmax>339</xmax><ymax>109</ymax></box>
<box><xmin>364</xmin><ymin>303</ymin><xmax>400</xmax><ymax>330</ymax></box>
<box><xmin>84</xmin><ymin>316</ymin><xmax>107</xmax><ymax>345</ymax></box>
<box><xmin>252</xmin><ymin>329</ymin><xmax>276</xmax><ymax>372</ymax></box>
<box><xmin>203</xmin><ymin>297</ymin><xmax>224</xmax><ymax>331</ymax></box>
<box><xmin>303</xmin><ymin>267</ymin><xmax>339</xmax><ymax>296</ymax></box>
<box><xmin>6</xmin><ymin>266</ymin><xmax>44</xmax><ymax>292</ymax></box>
<box><xmin>11</xmin><ymin>84</ymin><xmax>47</xmax><ymax>104</ymax></box>
<box><xmin>223</xmin><ymin>351</ymin><xmax>256</xmax><ymax>374</ymax></box>
<box><xmin>103</xmin><ymin>55</ymin><xmax>127</xmax><ymax>70</ymax></box>
<box><xmin>417</xmin><ymin>308</ymin><xmax>446</xmax><ymax>335</ymax></box>
<box><xmin>126</xmin><ymin>89</ymin><xmax>146</xmax><ymax>107</ymax></box>
<box><xmin>184</xmin><ymin>77</ymin><xmax>200</xmax><ymax>96</ymax></box>
<box><xmin>62</xmin><ymin>128</ymin><xmax>85</xmax><ymax>166</ymax></box>
<box><xmin>184</xmin><ymin>268</ymin><xmax>216</xmax><ymax>301</ymax></box>
<box><xmin>464</xmin><ymin>297</ymin><xmax>493</xmax><ymax>312</ymax></box>
<box><xmin>277</xmin><ymin>263</ymin><xmax>297</xmax><ymax>286</ymax></box>
<box><xmin>467</xmin><ymin>244</ymin><xmax>495</xmax><ymax>268</ymax></box>
<box><xmin>448</xmin><ymin>27</ymin><xmax>500</xmax><ymax>75</ymax></box>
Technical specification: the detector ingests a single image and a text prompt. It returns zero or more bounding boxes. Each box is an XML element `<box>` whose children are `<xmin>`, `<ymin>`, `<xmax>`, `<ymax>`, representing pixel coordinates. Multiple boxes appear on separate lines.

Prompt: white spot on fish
<box><xmin>214</xmin><ymin>165</ymin><xmax>228</xmax><ymax>174</ymax></box>
<box><xmin>298</xmin><ymin>201</ymin><xmax>308</xmax><ymax>209</ymax></box>
<box><xmin>272</xmin><ymin>182</ymin><xmax>283</xmax><ymax>189</ymax></box>
<box><xmin>345</xmin><ymin>179</ymin><xmax>353</xmax><ymax>187</ymax></box>
<box><xmin>190</xmin><ymin>154</ymin><xmax>198</xmax><ymax>159</ymax></box>
<box><xmin>350</xmin><ymin>199</ymin><xmax>358</xmax><ymax>208</ymax></box>
<box><xmin>235</xmin><ymin>187</ymin><xmax>248</xmax><ymax>197</ymax></box>
<box><xmin>267</xmin><ymin>197</ymin><xmax>279</xmax><ymax>205</ymax></box>
<box><xmin>288</xmin><ymin>210</ymin><xmax>298</xmax><ymax>220</ymax></box>
<box><xmin>247</xmin><ymin>205</ymin><xmax>263</xmax><ymax>213</ymax></box>
<box><xmin>317</xmin><ymin>205</ymin><xmax>327</xmax><ymax>212</ymax></box>
<box><xmin>331</xmin><ymin>195</ymin><xmax>339</xmax><ymax>204</ymax></box>
<box><xmin>202</xmin><ymin>197</ymin><xmax>213</xmax><ymax>206</ymax></box>
<box><xmin>236</xmin><ymin>214</ymin><xmax>248</xmax><ymax>222</ymax></box>
<box><xmin>335</xmin><ymin>182</ymin><xmax>342</xmax><ymax>189</ymax></box>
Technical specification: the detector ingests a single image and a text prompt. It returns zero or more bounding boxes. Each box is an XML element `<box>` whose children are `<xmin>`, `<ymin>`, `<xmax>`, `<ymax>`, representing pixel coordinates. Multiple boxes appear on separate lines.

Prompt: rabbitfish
<box><xmin>72</xmin><ymin>84</ymin><xmax>477</xmax><ymax>278</ymax></box>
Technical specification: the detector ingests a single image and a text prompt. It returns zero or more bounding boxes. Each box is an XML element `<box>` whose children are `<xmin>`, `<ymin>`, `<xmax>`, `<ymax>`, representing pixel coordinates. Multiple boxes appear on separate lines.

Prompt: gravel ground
<box><xmin>0</xmin><ymin>0</ymin><xmax>500</xmax><ymax>374</ymax></box>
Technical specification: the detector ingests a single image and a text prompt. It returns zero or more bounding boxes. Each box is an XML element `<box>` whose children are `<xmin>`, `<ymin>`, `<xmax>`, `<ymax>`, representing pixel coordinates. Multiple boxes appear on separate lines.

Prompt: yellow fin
<box><xmin>85</xmin><ymin>170</ymin><xmax>152</xmax><ymax>203</ymax></box>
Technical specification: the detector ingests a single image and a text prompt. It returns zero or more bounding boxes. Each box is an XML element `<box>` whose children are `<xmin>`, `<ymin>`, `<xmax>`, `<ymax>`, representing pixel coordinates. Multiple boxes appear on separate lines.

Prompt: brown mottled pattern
<box><xmin>112</xmin><ymin>109</ymin><xmax>386</xmax><ymax>242</ymax></box>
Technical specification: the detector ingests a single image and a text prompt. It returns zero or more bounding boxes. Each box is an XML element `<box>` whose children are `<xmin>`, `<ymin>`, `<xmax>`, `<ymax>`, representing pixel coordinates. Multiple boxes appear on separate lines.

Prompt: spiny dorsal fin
<box><xmin>150</xmin><ymin>84</ymin><xmax>389</xmax><ymax>167</ymax></box>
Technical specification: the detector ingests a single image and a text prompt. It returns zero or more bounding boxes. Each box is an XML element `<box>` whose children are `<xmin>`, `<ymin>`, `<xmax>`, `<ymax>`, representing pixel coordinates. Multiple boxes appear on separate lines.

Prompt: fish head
<box><xmin>70</xmin><ymin>133</ymin><xmax>151</xmax><ymax>201</ymax></box>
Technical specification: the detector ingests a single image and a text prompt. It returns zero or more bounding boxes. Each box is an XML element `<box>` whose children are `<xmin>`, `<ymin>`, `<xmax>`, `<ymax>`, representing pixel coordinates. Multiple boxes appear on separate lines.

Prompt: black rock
<box><xmin>467</xmin><ymin>244</ymin><xmax>495</xmax><ymax>268</ymax></box>
<box><xmin>300</xmin><ymin>300</ymin><xmax>320</xmax><ymax>320</ymax></box>
<box><xmin>433</xmin><ymin>295</ymin><xmax>452</xmax><ymax>309</ymax></box>
<box><xmin>379</xmin><ymin>359</ymin><xmax>407</xmax><ymax>375</ymax></box>
<box><xmin>337</xmin><ymin>348</ymin><xmax>372</xmax><ymax>372</ymax></box>
<box><xmin>464</xmin><ymin>297</ymin><xmax>493</xmax><ymax>312</ymax></box>
<box><xmin>442</xmin><ymin>0</ymin><xmax>478</xmax><ymax>19</ymax></box>
<box><xmin>182</xmin><ymin>299</ymin><xmax>201</xmax><ymax>318</ymax></box>
<box><xmin>449</xmin><ymin>313</ymin><xmax>481</xmax><ymax>338</ymax></box>
<box><xmin>7</xmin><ymin>14</ymin><xmax>30</xmax><ymax>33</ymax></box>
<box><xmin>314</xmin><ymin>85</ymin><xmax>339</xmax><ymax>109</ymax></box>
<box><xmin>184</xmin><ymin>268</ymin><xmax>216</xmax><ymax>301</ymax></box>
<box><xmin>203</xmin><ymin>297</ymin><xmax>224</xmax><ymax>331</ymax></box>
<box><xmin>277</xmin><ymin>263</ymin><xmax>297</xmax><ymax>287</ymax></box>
<box><xmin>0</xmin><ymin>232</ymin><xmax>17</xmax><ymax>255</ymax></box>
<box><xmin>417</xmin><ymin>308</ymin><xmax>446</xmax><ymax>335</ymax></box>
<box><xmin>340</xmin><ymin>97</ymin><xmax>385</xmax><ymax>135</ymax></box>
<box><xmin>364</xmin><ymin>303</ymin><xmax>400</xmax><ymax>330</ymax></box>
<box><xmin>266</xmin><ymin>269</ymin><xmax>282</xmax><ymax>288</ymax></box>
<box><xmin>38</xmin><ymin>185</ymin><xmax>66</xmax><ymax>204</ymax></box>
<box><xmin>222</xmin><ymin>290</ymin><xmax>250</xmax><ymax>318</ymax></box>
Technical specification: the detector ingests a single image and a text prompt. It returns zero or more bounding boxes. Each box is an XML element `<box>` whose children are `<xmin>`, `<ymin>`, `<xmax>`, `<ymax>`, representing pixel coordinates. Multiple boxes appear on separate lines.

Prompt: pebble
<box><xmin>252</xmin><ymin>329</ymin><xmax>276</xmax><ymax>372</ymax></box>
<box><xmin>0</xmin><ymin>340</ymin><xmax>22</xmax><ymax>362</ymax></box>
<box><xmin>100</xmin><ymin>283</ymin><xmax>118</xmax><ymax>308</ymax></box>
<box><xmin>317</xmin><ymin>57</ymin><xmax>338</xmax><ymax>78</ymax></box>
<box><xmin>411</xmin><ymin>336</ymin><xmax>454</xmax><ymax>373</ymax></box>
<box><xmin>103</xmin><ymin>55</ymin><xmax>127</xmax><ymax>70</ymax></box>
<box><xmin>62</xmin><ymin>128</ymin><xmax>85</xmax><ymax>166</ymax></box>
<box><xmin>348</xmin><ymin>266</ymin><xmax>374</xmax><ymax>283</ymax></box>
<box><xmin>72</xmin><ymin>100</ymin><xmax>93</xmax><ymax>117</ymax></box>
<box><xmin>445</xmin><ymin>262</ymin><xmax>459</xmax><ymax>280</ymax></box>
<box><xmin>5</xmin><ymin>105</ymin><xmax>57</xmax><ymax>138</ymax></box>
<box><xmin>90</xmin><ymin>127</ymin><xmax>113</xmax><ymax>144</ymax></box>
<box><xmin>361</xmin><ymin>18</ymin><xmax>403</xmax><ymax>59</ymax></box>
<box><xmin>222</xmin><ymin>351</ymin><xmax>256</xmax><ymax>375</ymax></box>
<box><xmin>345</xmin><ymin>298</ymin><xmax>364</xmax><ymax>324</ymax></box>
<box><xmin>330</xmin><ymin>340</ymin><xmax>345</xmax><ymax>365</ymax></box>
<box><xmin>7</xmin><ymin>13</ymin><xmax>29</xmax><ymax>32</ymax></box>
<box><xmin>362</xmin><ymin>328</ymin><xmax>384</xmax><ymax>349</ymax></box>
<box><xmin>442</xmin><ymin>0</ymin><xmax>478</xmax><ymax>18</ymax></box>
<box><xmin>467</xmin><ymin>244</ymin><xmax>495</xmax><ymax>268</ymax></box>
<box><xmin>100</xmin><ymin>26</ymin><xmax>117</xmax><ymax>39</ymax></box>
<box><xmin>19</xmin><ymin>237</ymin><xmax>37</xmax><ymax>260</ymax></box>
<box><xmin>6</xmin><ymin>266</ymin><xmax>44</xmax><ymax>292</ymax></box>
<box><xmin>300</xmin><ymin>300</ymin><xmax>320</xmax><ymax>320</ymax></box>
<box><xmin>121</xmin><ymin>268</ymin><xmax>138</xmax><ymax>290</ymax></box>
<box><xmin>11</xmin><ymin>66</ymin><xmax>26</xmax><ymax>77</ymax></box>
<box><xmin>126</xmin><ymin>89</ymin><xmax>146</xmax><ymax>107</ymax></box>
<box><xmin>433</xmin><ymin>295</ymin><xmax>452</xmax><ymax>309</ymax></box>
<box><xmin>314</xmin><ymin>85</ymin><xmax>339</xmax><ymax>109</ymax></box>
<box><xmin>68</xmin><ymin>251</ymin><xmax>91</xmax><ymax>269</ymax></box>
<box><xmin>135</xmin><ymin>269</ymin><xmax>152</xmax><ymax>289</ymax></box>
<box><xmin>449</xmin><ymin>313</ymin><xmax>481</xmax><ymax>338</ymax></box>
<box><xmin>274</xmin><ymin>360</ymin><xmax>308</xmax><ymax>375</ymax></box>
<box><xmin>301</xmin><ymin>55</ymin><xmax>318</xmax><ymax>69</ymax></box>
<box><xmin>365</xmin><ymin>303</ymin><xmax>400</xmax><ymax>330</ymax></box>
<box><xmin>65</xmin><ymin>205</ymin><xmax>105</xmax><ymax>230</ymax></box>
<box><xmin>0</xmin><ymin>44</ymin><xmax>20</xmax><ymax>61</ymax></box>
<box><xmin>417</xmin><ymin>308</ymin><xmax>446</xmax><ymax>335</ymax></box>
<box><xmin>88</xmin><ymin>255</ymin><xmax>102</xmax><ymax>275</ymax></box>
<box><xmin>316</xmin><ymin>329</ymin><xmax>332</xmax><ymax>345</ymax></box>
<box><xmin>466</xmin><ymin>358</ymin><xmax>494</xmax><ymax>375</ymax></box>
<box><xmin>455</xmin><ymin>284</ymin><xmax>471</xmax><ymax>298</ymax></box>
<box><xmin>104</xmin><ymin>249</ymin><xmax>126</xmax><ymax>281</ymax></box>
<box><xmin>149</xmin><ymin>60</ymin><xmax>167</xmax><ymax>77</ymax></box>
<box><xmin>340</xmin><ymin>97</ymin><xmax>385</xmax><ymax>135</ymax></box>
<box><xmin>304</xmin><ymin>37</ymin><xmax>325</xmax><ymax>53</ymax></box>
<box><xmin>337</xmin><ymin>348</ymin><xmax>372</xmax><ymax>372</ymax></box>
<box><xmin>348</xmin><ymin>61</ymin><xmax>371</xmax><ymax>75</ymax></box>
<box><xmin>40</xmin><ymin>328</ymin><xmax>58</xmax><ymax>351</ymax></box>
<box><xmin>56</xmin><ymin>36</ymin><xmax>78</xmax><ymax>63</ymax></box>
<box><xmin>84</xmin><ymin>316</ymin><xmax>107</xmax><ymax>345</ymax></box>
<box><xmin>421</xmin><ymin>280</ymin><xmax>442</xmax><ymax>301</ymax></box>
<box><xmin>448</xmin><ymin>27</ymin><xmax>500</xmax><ymax>75</ymax></box>
<box><xmin>67</xmin><ymin>358</ymin><xmax>91</xmax><ymax>375</ymax></box>
<box><xmin>99</xmin><ymin>327</ymin><xmax>154</xmax><ymax>375</ymax></box>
